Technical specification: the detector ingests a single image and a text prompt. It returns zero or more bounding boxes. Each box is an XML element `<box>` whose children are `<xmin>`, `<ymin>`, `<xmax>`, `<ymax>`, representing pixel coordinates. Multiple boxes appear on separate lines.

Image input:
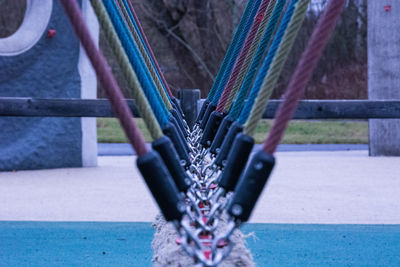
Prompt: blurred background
<box><xmin>0</xmin><ymin>0</ymin><xmax>367</xmax><ymax>99</ymax></box>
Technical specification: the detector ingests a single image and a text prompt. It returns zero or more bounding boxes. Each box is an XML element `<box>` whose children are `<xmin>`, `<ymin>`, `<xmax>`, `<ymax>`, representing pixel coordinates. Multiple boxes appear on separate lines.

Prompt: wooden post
<box><xmin>368</xmin><ymin>0</ymin><xmax>400</xmax><ymax>156</ymax></box>
<box><xmin>179</xmin><ymin>89</ymin><xmax>200</xmax><ymax>130</ymax></box>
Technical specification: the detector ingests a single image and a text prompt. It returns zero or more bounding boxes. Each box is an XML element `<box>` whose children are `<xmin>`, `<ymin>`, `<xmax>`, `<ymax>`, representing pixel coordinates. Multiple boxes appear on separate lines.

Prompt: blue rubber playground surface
<box><xmin>1</xmin><ymin>221</ymin><xmax>400</xmax><ymax>266</ymax></box>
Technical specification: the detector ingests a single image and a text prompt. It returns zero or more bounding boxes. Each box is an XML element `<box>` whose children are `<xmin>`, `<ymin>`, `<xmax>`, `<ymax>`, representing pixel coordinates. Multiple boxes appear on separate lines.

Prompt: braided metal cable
<box><xmin>216</xmin><ymin>0</ymin><xmax>271</xmax><ymax>113</ymax></box>
<box><xmin>59</xmin><ymin>0</ymin><xmax>148</xmax><ymax>156</ymax></box>
<box><xmin>264</xmin><ymin>0</ymin><xmax>346</xmax><ymax>154</ymax></box>
<box><xmin>90</xmin><ymin>0</ymin><xmax>163</xmax><ymax>140</ymax></box>
<box><xmin>107</xmin><ymin>0</ymin><xmax>169</xmax><ymax>116</ymax></box>
<box><xmin>103</xmin><ymin>0</ymin><xmax>170</xmax><ymax>127</ymax></box>
<box><xmin>211</xmin><ymin>0</ymin><xmax>263</xmax><ymax>105</ymax></box>
<box><xmin>125</xmin><ymin>0</ymin><xmax>174</xmax><ymax>98</ymax></box>
<box><xmin>206</xmin><ymin>0</ymin><xmax>257</xmax><ymax>101</ymax></box>
<box><xmin>229</xmin><ymin>0</ymin><xmax>287</xmax><ymax>120</ymax></box>
<box><xmin>237</xmin><ymin>0</ymin><xmax>297</xmax><ymax>125</ymax></box>
<box><xmin>120</xmin><ymin>0</ymin><xmax>171</xmax><ymax>101</ymax></box>
<box><xmin>243</xmin><ymin>0</ymin><xmax>310</xmax><ymax>136</ymax></box>
<box><xmin>223</xmin><ymin>0</ymin><xmax>278</xmax><ymax>112</ymax></box>
<box><xmin>115</xmin><ymin>0</ymin><xmax>173</xmax><ymax>111</ymax></box>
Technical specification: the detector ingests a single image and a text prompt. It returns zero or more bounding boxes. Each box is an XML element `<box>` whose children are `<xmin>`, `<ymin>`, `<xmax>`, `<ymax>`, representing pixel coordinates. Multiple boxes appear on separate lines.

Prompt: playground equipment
<box><xmin>1</xmin><ymin>0</ymin><xmax>400</xmax><ymax>266</ymax></box>
<box><xmin>0</xmin><ymin>0</ymin><xmax>98</xmax><ymax>170</ymax></box>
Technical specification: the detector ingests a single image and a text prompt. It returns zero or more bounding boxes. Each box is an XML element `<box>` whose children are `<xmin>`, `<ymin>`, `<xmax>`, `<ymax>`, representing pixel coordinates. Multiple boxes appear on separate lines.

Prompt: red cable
<box><xmin>60</xmin><ymin>0</ymin><xmax>148</xmax><ymax>156</ymax></box>
<box><xmin>216</xmin><ymin>0</ymin><xmax>271</xmax><ymax>113</ymax></box>
<box><xmin>263</xmin><ymin>0</ymin><xmax>346</xmax><ymax>154</ymax></box>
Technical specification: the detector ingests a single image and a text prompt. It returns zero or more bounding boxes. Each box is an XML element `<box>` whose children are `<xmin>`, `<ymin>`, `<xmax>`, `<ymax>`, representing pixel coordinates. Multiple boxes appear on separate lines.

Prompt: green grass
<box><xmin>97</xmin><ymin>118</ymin><xmax>368</xmax><ymax>144</ymax></box>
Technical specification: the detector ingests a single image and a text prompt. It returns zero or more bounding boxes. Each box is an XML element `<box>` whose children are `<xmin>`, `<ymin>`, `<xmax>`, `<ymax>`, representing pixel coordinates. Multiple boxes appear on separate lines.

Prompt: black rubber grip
<box><xmin>227</xmin><ymin>150</ymin><xmax>275</xmax><ymax>223</ymax></box>
<box><xmin>137</xmin><ymin>150</ymin><xmax>185</xmax><ymax>222</ymax></box>
<box><xmin>162</xmin><ymin>122</ymin><xmax>190</xmax><ymax>168</ymax></box>
<box><xmin>200</xmin><ymin>103</ymin><xmax>216</xmax><ymax>130</ymax></box>
<box><xmin>196</xmin><ymin>99</ymin><xmax>210</xmax><ymax>123</ymax></box>
<box><xmin>152</xmin><ymin>136</ymin><xmax>192</xmax><ymax>193</ymax></box>
<box><xmin>214</xmin><ymin>121</ymin><xmax>243</xmax><ymax>168</ymax></box>
<box><xmin>169</xmin><ymin>115</ymin><xmax>190</xmax><ymax>153</ymax></box>
<box><xmin>171</xmin><ymin>97</ymin><xmax>185</xmax><ymax>118</ymax></box>
<box><xmin>199</xmin><ymin>111</ymin><xmax>224</xmax><ymax>148</ymax></box>
<box><xmin>209</xmin><ymin>115</ymin><xmax>235</xmax><ymax>155</ymax></box>
<box><xmin>218</xmin><ymin>133</ymin><xmax>254</xmax><ymax>192</ymax></box>
<box><xmin>170</xmin><ymin>108</ymin><xmax>188</xmax><ymax>137</ymax></box>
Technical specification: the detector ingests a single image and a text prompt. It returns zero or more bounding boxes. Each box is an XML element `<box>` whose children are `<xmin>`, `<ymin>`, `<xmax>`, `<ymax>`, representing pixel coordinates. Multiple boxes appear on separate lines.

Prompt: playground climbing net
<box><xmin>59</xmin><ymin>0</ymin><xmax>346</xmax><ymax>265</ymax></box>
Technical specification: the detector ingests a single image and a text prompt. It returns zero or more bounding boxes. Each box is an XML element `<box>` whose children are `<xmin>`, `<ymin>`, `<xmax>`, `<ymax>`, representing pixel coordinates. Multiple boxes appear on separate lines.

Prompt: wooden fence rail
<box><xmin>1</xmin><ymin>98</ymin><xmax>400</xmax><ymax>123</ymax></box>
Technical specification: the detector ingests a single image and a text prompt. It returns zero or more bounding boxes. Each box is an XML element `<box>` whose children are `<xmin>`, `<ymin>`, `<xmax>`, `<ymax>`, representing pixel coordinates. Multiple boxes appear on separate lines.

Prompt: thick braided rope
<box><xmin>216</xmin><ymin>0</ymin><xmax>271</xmax><ymax>113</ymax></box>
<box><xmin>103</xmin><ymin>0</ymin><xmax>170</xmax><ymax>127</ymax></box>
<box><xmin>264</xmin><ymin>0</ymin><xmax>346</xmax><ymax>154</ymax></box>
<box><xmin>115</xmin><ymin>0</ymin><xmax>173</xmax><ymax>111</ymax></box>
<box><xmin>229</xmin><ymin>0</ymin><xmax>287</xmax><ymax>120</ymax></box>
<box><xmin>244</xmin><ymin>0</ymin><xmax>310</xmax><ymax>136</ymax></box>
<box><xmin>90</xmin><ymin>0</ymin><xmax>162</xmax><ymax>140</ymax></box>
<box><xmin>120</xmin><ymin>0</ymin><xmax>171</xmax><ymax>101</ymax></box>
<box><xmin>125</xmin><ymin>0</ymin><xmax>174</xmax><ymax>99</ymax></box>
<box><xmin>211</xmin><ymin>0</ymin><xmax>263</xmax><ymax>105</ymax></box>
<box><xmin>106</xmin><ymin>0</ymin><xmax>169</xmax><ymax>118</ymax></box>
<box><xmin>59</xmin><ymin>0</ymin><xmax>148</xmax><ymax>156</ymax></box>
<box><xmin>237</xmin><ymin>0</ymin><xmax>297</xmax><ymax>125</ymax></box>
<box><xmin>206</xmin><ymin>0</ymin><xmax>257</xmax><ymax>101</ymax></box>
<box><xmin>223</xmin><ymin>0</ymin><xmax>278</xmax><ymax>112</ymax></box>
<box><xmin>120</xmin><ymin>0</ymin><xmax>172</xmax><ymax>102</ymax></box>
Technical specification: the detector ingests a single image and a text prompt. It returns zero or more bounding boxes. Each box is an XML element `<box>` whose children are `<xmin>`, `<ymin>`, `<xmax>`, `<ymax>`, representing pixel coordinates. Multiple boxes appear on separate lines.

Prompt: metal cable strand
<box><xmin>243</xmin><ymin>0</ymin><xmax>310</xmax><ymax>136</ymax></box>
<box><xmin>229</xmin><ymin>0</ymin><xmax>286</xmax><ymax>120</ymax></box>
<box><xmin>120</xmin><ymin>0</ymin><xmax>171</xmax><ymax>101</ymax></box>
<box><xmin>216</xmin><ymin>0</ymin><xmax>271</xmax><ymax>113</ymax></box>
<box><xmin>211</xmin><ymin>0</ymin><xmax>263</xmax><ymax>105</ymax></box>
<box><xmin>223</xmin><ymin>0</ymin><xmax>277</xmax><ymax>112</ymax></box>
<box><xmin>103</xmin><ymin>0</ymin><xmax>169</xmax><ymax>127</ymax></box>
<box><xmin>106</xmin><ymin>0</ymin><xmax>169</xmax><ymax>118</ymax></box>
<box><xmin>59</xmin><ymin>0</ymin><xmax>148</xmax><ymax>156</ymax></box>
<box><xmin>237</xmin><ymin>0</ymin><xmax>297</xmax><ymax>125</ymax></box>
<box><xmin>206</xmin><ymin>0</ymin><xmax>257</xmax><ymax>101</ymax></box>
<box><xmin>125</xmin><ymin>0</ymin><xmax>174</xmax><ymax>98</ymax></box>
<box><xmin>264</xmin><ymin>0</ymin><xmax>346</xmax><ymax>154</ymax></box>
<box><xmin>115</xmin><ymin>0</ymin><xmax>173</xmax><ymax>111</ymax></box>
<box><xmin>90</xmin><ymin>0</ymin><xmax>163</xmax><ymax>140</ymax></box>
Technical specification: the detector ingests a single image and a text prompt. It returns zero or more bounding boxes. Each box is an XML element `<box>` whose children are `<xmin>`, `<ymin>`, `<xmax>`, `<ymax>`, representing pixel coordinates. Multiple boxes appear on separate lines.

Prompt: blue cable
<box><xmin>103</xmin><ymin>0</ymin><xmax>169</xmax><ymax>127</ymax></box>
<box><xmin>229</xmin><ymin>0</ymin><xmax>287</xmax><ymax>120</ymax></box>
<box><xmin>121</xmin><ymin>0</ymin><xmax>171</xmax><ymax>102</ymax></box>
<box><xmin>237</xmin><ymin>0</ymin><xmax>298</xmax><ymax>124</ymax></box>
<box><xmin>210</xmin><ymin>0</ymin><xmax>263</xmax><ymax>105</ymax></box>
<box><xmin>206</xmin><ymin>0</ymin><xmax>257</xmax><ymax>101</ymax></box>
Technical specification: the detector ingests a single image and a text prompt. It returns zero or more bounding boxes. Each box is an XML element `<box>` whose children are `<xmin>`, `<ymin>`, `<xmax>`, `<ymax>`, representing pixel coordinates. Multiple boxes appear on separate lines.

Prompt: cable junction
<box><xmin>60</xmin><ymin>0</ymin><xmax>346</xmax><ymax>265</ymax></box>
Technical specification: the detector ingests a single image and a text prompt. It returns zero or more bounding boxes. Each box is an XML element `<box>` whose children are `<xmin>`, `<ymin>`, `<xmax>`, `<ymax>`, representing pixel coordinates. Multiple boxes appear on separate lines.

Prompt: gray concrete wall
<box><xmin>368</xmin><ymin>1</ymin><xmax>400</xmax><ymax>156</ymax></box>
<box><xmin>0</xmin><ymin>0</ymin><xmax>98</xmax><ymax>170</ymax></box>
